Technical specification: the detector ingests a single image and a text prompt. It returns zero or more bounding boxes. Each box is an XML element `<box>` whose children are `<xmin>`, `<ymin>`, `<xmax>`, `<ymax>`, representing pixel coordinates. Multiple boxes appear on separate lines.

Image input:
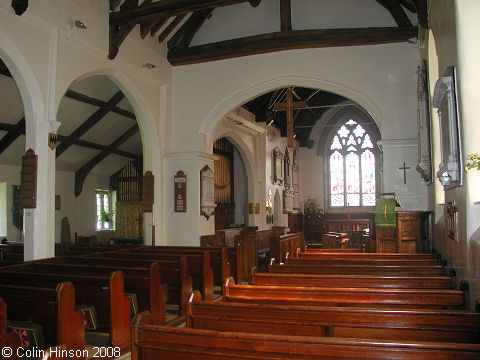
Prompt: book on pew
<box><xmin>75</xmin><ymin>305</ymin><xmax>99</xmax><ymax>330</ymax></box>
<box><xmin>7</xmin><ymin>320</ymin><xmax>46</xmax><ymax>350</ymax></box>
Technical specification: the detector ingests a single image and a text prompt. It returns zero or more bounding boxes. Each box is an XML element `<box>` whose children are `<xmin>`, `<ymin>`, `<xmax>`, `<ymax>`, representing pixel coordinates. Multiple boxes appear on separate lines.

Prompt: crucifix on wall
<box><xmin>274</xmin><ymin>88</ymin><xmax>306</xmax><ymax>147</ymax></box>
<box><xmin>399</xmin><ymin>162</ymin><xmax>411</xmax><ymax>184</ymax></box>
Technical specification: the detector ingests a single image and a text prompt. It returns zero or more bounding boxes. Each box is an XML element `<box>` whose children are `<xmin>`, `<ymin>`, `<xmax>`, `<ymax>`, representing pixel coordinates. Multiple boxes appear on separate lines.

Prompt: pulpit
<box><xmin>376</xmin><ymin>211</ymin><xmax>426</xmax><ymax>253</ymax></box>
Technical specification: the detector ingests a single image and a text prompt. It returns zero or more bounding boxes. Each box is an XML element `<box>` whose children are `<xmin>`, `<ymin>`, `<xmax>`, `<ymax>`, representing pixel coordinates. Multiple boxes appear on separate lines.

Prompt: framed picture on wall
<box><xmin>273</xmin><ymin>148</ymin><xmax>283</xmax><ymax>185</ymax></box>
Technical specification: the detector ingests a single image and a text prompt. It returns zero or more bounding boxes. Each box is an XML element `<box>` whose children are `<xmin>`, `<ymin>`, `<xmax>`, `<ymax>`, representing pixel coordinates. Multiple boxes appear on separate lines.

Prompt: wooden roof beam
<box><xmin>280</xmin><ymin>0</ymin><xmax>291</xmax><ymax>32</ymax></box>
<box><xmin>0</xmin><ymin>118</ymin><xmax>25</xmax><ymax>155</ymax></box>
<box><xmin>110</xmin><ymin>0</ymin><xmax>123</xmax><ymax>11</ymax></box>
<box><xmin>56</xmin><ymin>91</ymin><xmax>125</xmax><ymax>158</ymax></box>
<box><xmin>74</xmin><ymin>124</ymin><xmax>139</xmax><ymax>196</ymax></box>
<box><xmin>55</xmin><ymin>134</ymin><xmax>139</xmax><ymax>159</ymax></box>
<box><xmin>168</xmin><ymin>26</ymin><xmax>418</xmax><ymax>66</ymax></box>
<box><xmin>167</xmin><ymin>9</ymin><xmax>213</xmax><ymax>50</ymax></box>
<box><xmin>150</xmin><ymin>18</ymin><xmax>169</xmax><ymax>37</ymax></box>
<box><xmin>158</xmin><ymin>14</ymin><xmax>187</xmax><ymax>43</ymax></box>
<box><xmin>11</xmin><ymin>0</ymin><xmax>28</xmax><ymax>15</ymax></box>
<box><xmin>0</xmin><ymin>121</ymin><xmax>139</xmax><ymax>158</ymax></box>
<box><xmin>65</xmin><ymin>90</ymin><xmax>136</xmax><ymax>120</ymax></box>
<box><xmin>110</xmin><ymin>0</ymin><xmax>261</xmax><ymax>26</ymax></box>
<box><xmin>376</xmin><ymin>0</ymin><xmax>412</xmax><ymax>27</ymax></box>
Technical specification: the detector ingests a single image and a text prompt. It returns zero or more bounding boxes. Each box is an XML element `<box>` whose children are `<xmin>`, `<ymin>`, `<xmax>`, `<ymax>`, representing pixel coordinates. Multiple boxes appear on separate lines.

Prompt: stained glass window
<box><xmin>329</xmin><ymin>119</ymin><xmax>376</xmax><ymax>207</ymax></box>
<box><xmin>96</xmin><ymin>190</ymin><xmax>114</xmax><ymax>230</ymax></box>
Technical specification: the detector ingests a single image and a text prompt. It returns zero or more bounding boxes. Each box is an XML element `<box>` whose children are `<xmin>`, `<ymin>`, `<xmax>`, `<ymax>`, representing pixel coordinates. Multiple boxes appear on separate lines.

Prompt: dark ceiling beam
<box><xmin>167</xmin><ymin>9</ymin><xmax>213</xmax><ymax>50</ymax></box>
<box><xmin>110</xmin><ymin>0</ymin><xmax>261</xmax><ymax>26</ymax></box>
<box><xmin>150</xmin><ymin>17</ymin><xmax>170</xmax><ymax>37</ymax></box>
<box><xmin>158</xmin><ymin>14</ymin><xmax>187</xmax><ymax>43</ymax></box>
<box><xmin>0</xmin><ymin>123</ymin><xmax>16</xmax><ymax>132</ymax></box>
<box><xmin>56</xmin><ymin>91</ymin><xmax>125</xmax><ymax>158</ymax></box>
<box><xmin>11</xmin><ymin>0</ymin><xmax>28</xmax><ymax>15</ymax></box>
<box><xmin>168</xmin><ymin>26</ymin><xmax>418</xmax><ymax>66</ymax></box>
<box><xmin>110</xmin><ymin>0</ymin><xmax>123</xmax><ymax>11</ymax></box>
<box><xmin>74</xmin><ymin>124</ymin><xmax>139</xmax><ymax>196</ymax></box>
<box><xmin>0</xmin><ymin>118</ymin><xmax>25</xmax><ymax>155</ymax></box>
<box><xmin>280</xmin><ymin>0</ymin><xmax>291</xmax><ymax>32</ymax></box>
<box><xmin>0</xmin><ymin>60</ymin><xmax>12</xmax><ymax>78</ymax></box>
<box><xmin>376</xmin><ymin>0</ymin><xmax>412</xmax><ymax>27</ymax></box>
<box><xmin>138</xmin><ymin>0</ymin><xmax>156</xmax><ymax>39</ymax></box>
<box><xmin>55</xmin><ymin>134</ymin><xmax>139</xmax><ymax>159</ymax></box>
<box><xmin>65</xmin><ymin>90</ymin><xmax>136</xmax><ymax>120</ymax></box>
<box><xmin>412</xmin><ymin>0</ymin><xmax>428</xmax><ymax>29</ymax></box>
<box><xmin>109</xmin><ymin>0</ymin><xmax>142</xmax><ymax>59</ymax></box>
<box><xmin>0</xmin><ymin>120</ymin><xmax>139</xmax><ymax>158</ymax></box>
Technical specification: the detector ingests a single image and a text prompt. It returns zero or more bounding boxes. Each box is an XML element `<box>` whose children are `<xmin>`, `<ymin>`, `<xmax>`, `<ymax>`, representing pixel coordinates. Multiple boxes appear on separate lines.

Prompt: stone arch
<box><xmin>0</xmin><ymin>28</ymin><xmax>44</xmax><ymax>142</ymax></box>
<box><xmin>55</xmin><ymin>68</ymin><xmax>160</xmax><ymax>165</ymax></box>
<box><xmin>199</xmin><ymin>76</ymin><xmax>383</xmax><ymax>151</ymax></box>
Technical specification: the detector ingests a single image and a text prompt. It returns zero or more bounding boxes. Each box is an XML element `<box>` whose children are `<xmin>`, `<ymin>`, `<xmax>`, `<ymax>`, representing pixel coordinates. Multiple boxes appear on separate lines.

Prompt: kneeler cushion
<box><xmin>7</xmin><ymin>320</ymin><xmax>46</xmax><ymax>350</ymax></box>
<box><xmin>75</xmin><ymin>305</ymin><xmax>99</xmax><ymax>330</ymax></box>
<box><xmin>125</xmin><ymin>292</ymin><xmax>138</xmax><ymax>315</ymax></box>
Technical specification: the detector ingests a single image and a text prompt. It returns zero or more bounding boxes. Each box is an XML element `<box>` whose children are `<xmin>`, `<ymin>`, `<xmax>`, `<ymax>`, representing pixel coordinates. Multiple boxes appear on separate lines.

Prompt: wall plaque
<box><xmin>174</xmin><ymin>170</ymin><xmax>187</xmax><ymax>212</ymax></box>
<box><xmin>21</xmin><ymin>149</ymin><xmax>37</xmax><ymax>209</ymax></box>
<box><xmin>200</xmin><ymin>165</ymin><xmax>216</xmax><ymax>219</ymax></box>
<box><xmin>142</xmin><ymin>171</ymin><xmax>154</xmax><ymax>212</ymax></box>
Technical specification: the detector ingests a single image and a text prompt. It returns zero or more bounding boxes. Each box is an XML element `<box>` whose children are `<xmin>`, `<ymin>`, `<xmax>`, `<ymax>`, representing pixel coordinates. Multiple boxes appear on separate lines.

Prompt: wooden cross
<box><xmin>273</xmin><ymin>88</ymin><xmax>306</xmax><ymax>147</ymax></box>
<box><xmin>398</xmin><ymin>162</ymin><xmax>410</xmax><ymax>184</ymax></box>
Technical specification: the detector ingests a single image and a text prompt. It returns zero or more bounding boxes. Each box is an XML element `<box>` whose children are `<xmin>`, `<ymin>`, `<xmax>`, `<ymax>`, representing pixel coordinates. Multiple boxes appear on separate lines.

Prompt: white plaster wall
<box><xmin>299</xmin><ymin>148</ymin><xmax>325</xmax><ymax>209</ymax></box>
<box><xmin>172</xmin><ymin>43</ymin><xmax>420</xmax><ymax>154</ymax></box>
<box><xmin>0</xmin><ymin>0</ymin><xmax>173</xmax><ymax>248</ymax></box>
<box><xmin>54</xmin><ymin>170</ymin><xmax>109</xmax><ymax>243</ymax></box>
<box><xmin>0</xmin><ymin>164</ymin><xmax>21</xmax><ymax>241</ymax></box>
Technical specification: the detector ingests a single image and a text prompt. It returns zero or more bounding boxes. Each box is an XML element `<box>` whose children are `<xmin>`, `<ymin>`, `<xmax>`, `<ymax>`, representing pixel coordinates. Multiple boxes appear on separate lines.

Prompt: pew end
<box><xmin>222</xmin><ymin>276</ymin><xmax>236</xmax><ymax>302</ymax></box>
<box><xmin>249</xmin><ymin>266</ymin><xmax>258</xmax><ymax>285</ymax></box>
<box><xmin>186</xmin><ymin>290</ymin><xmax>203</xmax><ymax>328</ymax></box>
<box><xmin>131</xmin><ymin>312</ymin><xmax>153</xmax><ymax>360</ymax></box>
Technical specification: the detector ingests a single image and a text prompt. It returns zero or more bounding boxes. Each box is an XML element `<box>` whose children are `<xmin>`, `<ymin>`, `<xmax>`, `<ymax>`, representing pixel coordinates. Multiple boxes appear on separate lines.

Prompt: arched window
<box><xmin>328</xmin><ymin>118</ymin><xmax>377</xmax><ymax>207</ymax></box>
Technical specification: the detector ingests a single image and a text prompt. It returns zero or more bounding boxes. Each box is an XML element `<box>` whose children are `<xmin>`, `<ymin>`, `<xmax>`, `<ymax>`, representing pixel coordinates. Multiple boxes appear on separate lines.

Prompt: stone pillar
<box><xmin>164</xmin><ymin>152</ymin><xmax>217</xmax><ymax>246</ymax></box>
<box><xmin>23</xmin><ymin>120</ymin><xmax>59</xmax><ymax>260</ymax></box>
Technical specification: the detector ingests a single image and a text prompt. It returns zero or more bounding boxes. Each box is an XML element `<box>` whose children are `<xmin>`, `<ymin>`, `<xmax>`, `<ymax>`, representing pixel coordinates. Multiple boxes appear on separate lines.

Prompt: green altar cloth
<box><xmin>375</xmin><ymin>198</ymin><xmax>396</xmax><ymax>227</ymax></box>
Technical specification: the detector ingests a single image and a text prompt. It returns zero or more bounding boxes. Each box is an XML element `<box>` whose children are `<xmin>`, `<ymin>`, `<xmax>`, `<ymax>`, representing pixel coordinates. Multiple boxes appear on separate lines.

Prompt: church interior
<box><xmin>1</xmin><ymin>0</ymin><xmax>480</xmax><ymax>359</ymax></box>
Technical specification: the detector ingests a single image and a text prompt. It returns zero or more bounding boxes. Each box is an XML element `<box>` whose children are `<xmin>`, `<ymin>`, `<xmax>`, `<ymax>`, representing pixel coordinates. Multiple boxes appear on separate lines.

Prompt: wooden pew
<box><xmin>286</xmin><ymin>256</ymin><xmax>443</xmax><ymax>266</ymax></box>
<box><xmin>0</xmin><ymin>268</ymin><xmax>131</xmax><ymax>352</ymax></box>
<box><xmin>250</xmin><ymin>266</ymin><xmax>456</xmax><ymax>289</ymax></box>
<box><xmin>0</xmin><ymin>282</ymin><xmax>84</xmax><ymax>359</ymax></box>
<box><xmin>304</xmin><ymin>247</ymin><xmax>362</xmax><ymax>253</ymax></box>
<box><xmin>37</xmin><ymin>256</ymin><xmax>189</xmax><ymax>315</ymax></box>
<box><xmin>187</xmin><ymin>290</ymin><xmax>480</xmax><ymax>343</ymax></box>
<box><xmin>268</xmin><ymin>259</ymin><xmax>447</xmax><ymax>276</ymax></box>
<box><xmin>124</xmin><ymin>245</ymin><xmax>240</xmax><ymax>286</ymax></box>
<box><xmin>300</xmin><ymin>249</ymin><xmax>440</xmax><ymax>259</ymax></box>
<box><xmin>132</xmin><ymin>311</ymin><xmax>480</xmax><ymax>360</ymax></box>
<box><xmin>223</xmin><ymin>277</ymin><xmax>464</xmax><ymax>310</ymax></box>
<box><xmin>269</xmin><ymin>232</ymin><xmax>303</xmax><ymax>263</ymax></box>
<box><xmin>89</xmin><ymin>251</ymin><xmax>214</xmax><ymax>300</ymax></box>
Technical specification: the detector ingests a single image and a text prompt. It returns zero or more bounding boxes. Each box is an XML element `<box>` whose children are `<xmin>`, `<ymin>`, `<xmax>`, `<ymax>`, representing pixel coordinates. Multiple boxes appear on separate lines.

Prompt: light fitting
<box><xmin>74</xmin><ymin>20</ymin><xmax>87</xmax><ymax>30</ymax></box>
<box><xmin>142</xmin><ymin>62</ymin><xmax>156</xmax><ymax>70</ymax></box>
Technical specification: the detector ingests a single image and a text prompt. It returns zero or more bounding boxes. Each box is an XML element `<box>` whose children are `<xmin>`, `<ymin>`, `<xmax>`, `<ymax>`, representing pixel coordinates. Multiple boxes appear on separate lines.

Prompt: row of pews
<box><xmin>0</xmin><ymin>244</ymin><xmax>241</xmax><ymax>359</ymax></box>
<box><xmin>132</xmin><ymin>247</ymin><xmax>480</xmax><ymax>359</ymax></box>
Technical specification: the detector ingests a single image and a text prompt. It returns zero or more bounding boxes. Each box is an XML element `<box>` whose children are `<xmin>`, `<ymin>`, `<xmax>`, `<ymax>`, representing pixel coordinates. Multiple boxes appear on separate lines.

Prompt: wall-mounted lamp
<box><xmin>142</xmin><ymin>62</ymin><xmax>156</xmax><ymax>70</ymax></box>
<box><xmin>74</xmin><ymin>20</ymin><xmax>87</xmax><ymax>30</ymax></box>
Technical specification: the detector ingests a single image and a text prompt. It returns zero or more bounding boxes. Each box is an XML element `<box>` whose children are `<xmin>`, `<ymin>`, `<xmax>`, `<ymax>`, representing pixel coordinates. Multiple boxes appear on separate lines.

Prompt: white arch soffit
<box><xmin>56</xmin><ymin>68</ymin><xmax>159</xmax><ymax>168</ymax></box>
<box><xmin>0</xmin><ymin>28</ymin><xmax>44</xmax><ymax>134</ymax></box>
<box><xmin>199</xmin><ymin>76</ymin><xmax>384</xmax><ymax>146</ymax></box>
